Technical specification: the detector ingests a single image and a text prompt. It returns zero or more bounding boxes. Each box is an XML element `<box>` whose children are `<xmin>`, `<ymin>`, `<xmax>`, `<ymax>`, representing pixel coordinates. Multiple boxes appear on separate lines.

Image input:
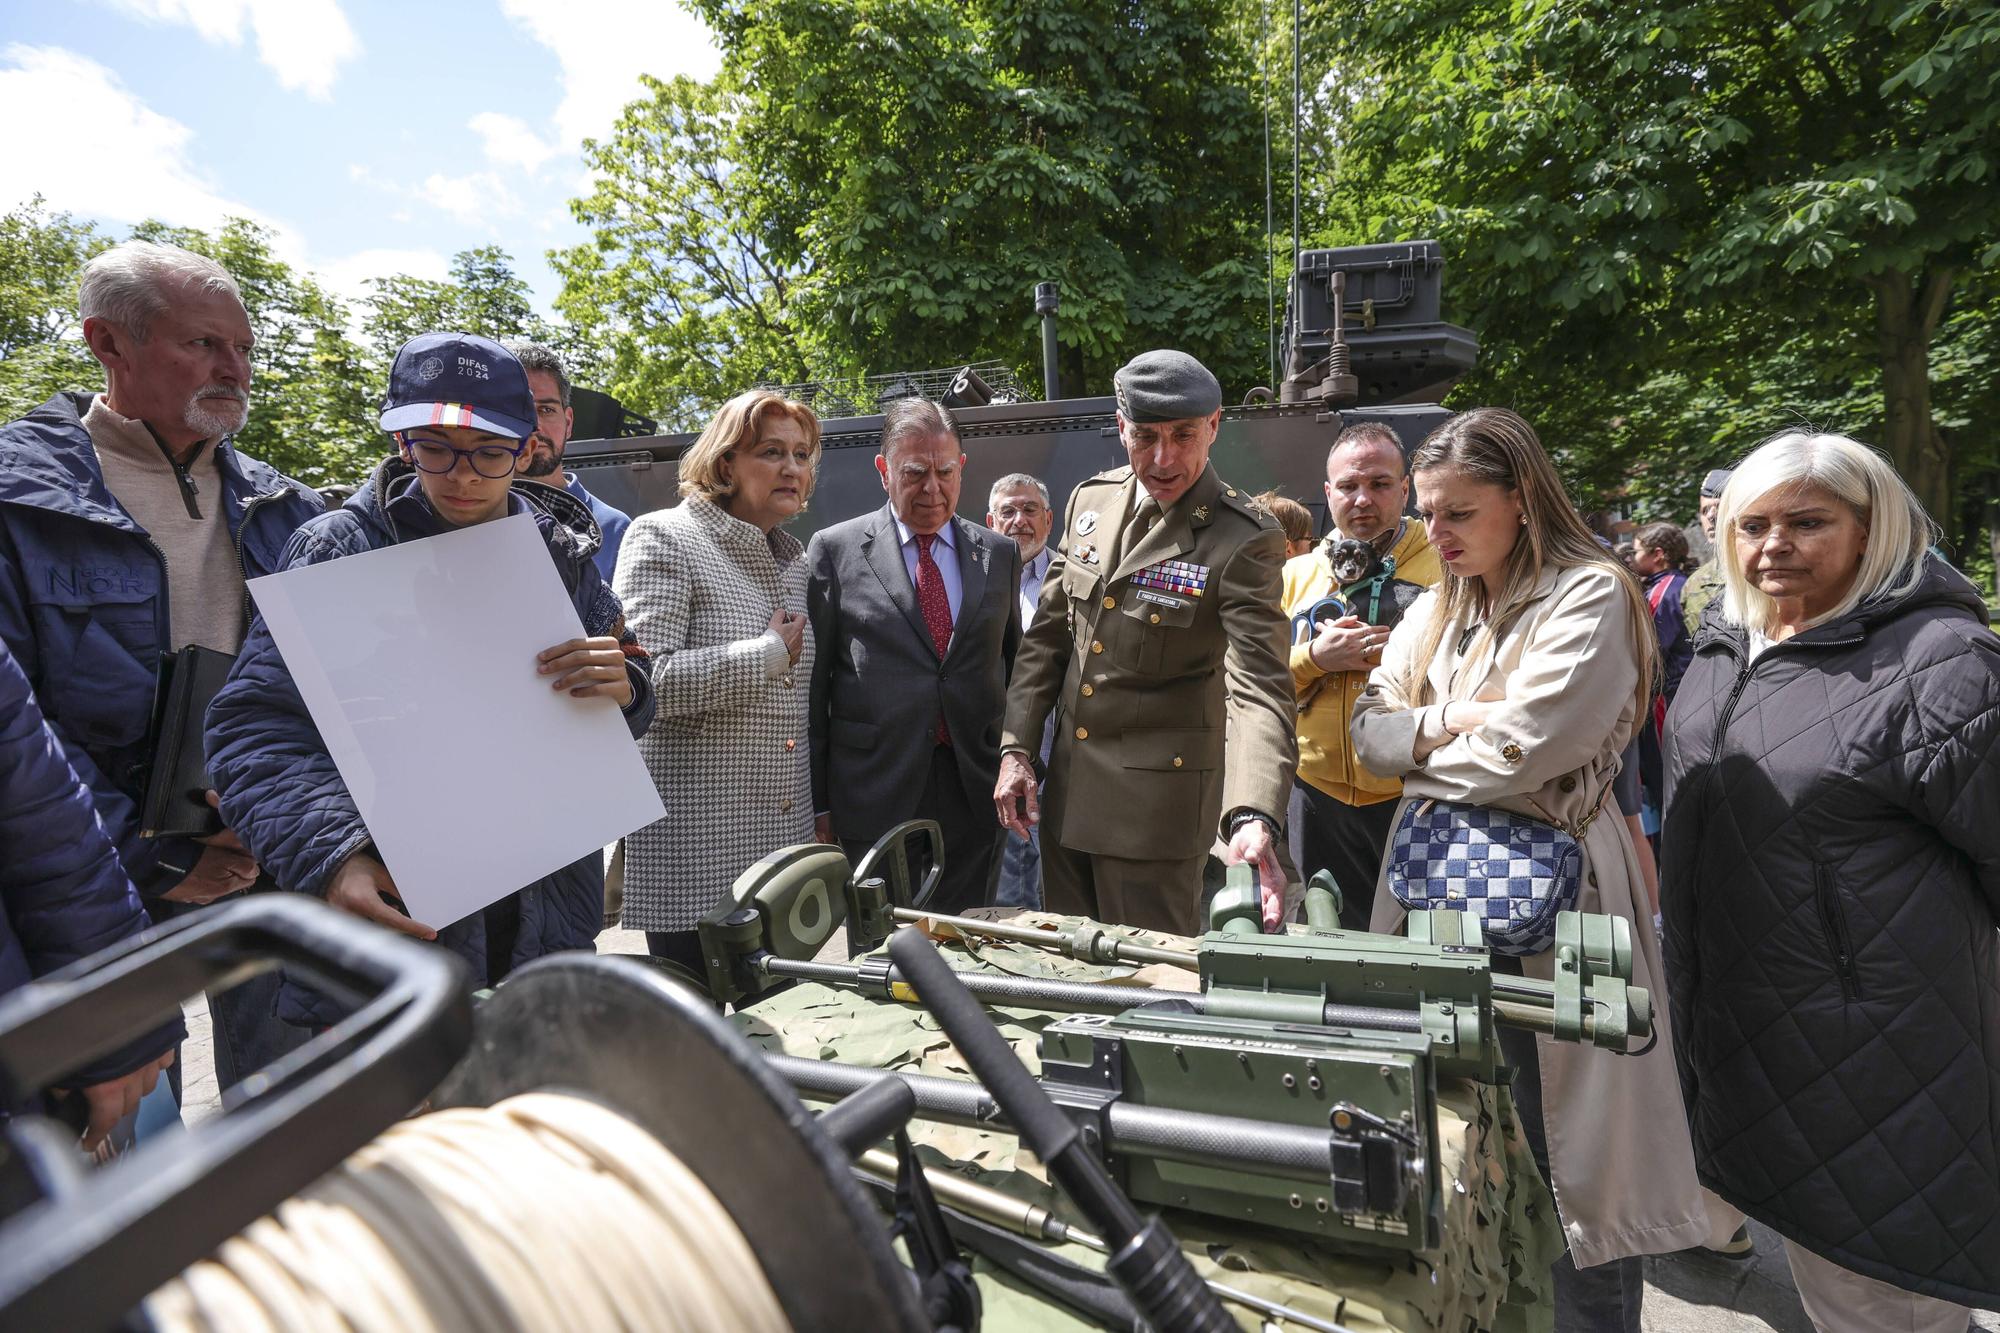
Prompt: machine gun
<box><xmin>697</xmin><ymin>823</ymin><xmax>1653</xmax><ymax>1087</ymax></box>
<box><xmin>686</xmin><ymin>823</ymin><xmax>1640</xmax><ymax>1252</ymax></box>
<box><xmin>770</xmin><ymin>936</ymin><xmax>1443</xmax><ymax>1254</ymax></box>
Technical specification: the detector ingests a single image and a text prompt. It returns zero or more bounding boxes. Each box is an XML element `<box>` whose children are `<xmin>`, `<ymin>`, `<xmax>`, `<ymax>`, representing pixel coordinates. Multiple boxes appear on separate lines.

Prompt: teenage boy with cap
<box><xmin>205</xmin><ymin>333</ymin><xmax>654</xmax><ymax>1022</ymax></box>
<box><xmin>995</xmin><ymin>349</ymin><xmax>1298</xmax><ymax>936</ymax></box>
<box><xmin>1682</xmin><ymin>468</ymin><xmax>1732</xmax><ymax>632</ymax></box>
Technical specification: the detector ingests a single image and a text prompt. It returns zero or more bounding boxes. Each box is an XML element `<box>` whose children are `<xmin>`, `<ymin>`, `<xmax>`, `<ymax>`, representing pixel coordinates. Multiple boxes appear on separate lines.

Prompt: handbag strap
<box><xmin>1521</xmin><ymin>778</ymin><xmax>1616</xmax><ymax>840</ymax></box>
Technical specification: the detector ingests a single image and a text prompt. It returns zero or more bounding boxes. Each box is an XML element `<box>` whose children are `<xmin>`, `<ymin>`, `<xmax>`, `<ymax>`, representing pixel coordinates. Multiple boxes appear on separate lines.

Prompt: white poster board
<box><xmin>247</xmin><ymin>512</ymin><xmax>664</xmax><ymax>928</ymax></box>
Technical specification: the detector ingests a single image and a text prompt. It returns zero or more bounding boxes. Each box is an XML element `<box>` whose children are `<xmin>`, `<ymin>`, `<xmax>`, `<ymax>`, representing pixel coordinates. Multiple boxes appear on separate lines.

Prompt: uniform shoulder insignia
<box><xmin>1215</xmin><ymin>481</ymin><xmax>1278</xmax><ymax>529</ymax></box>
<box><xmin>1089</xmin><ymin>464</ymin><xmax>1135</xmax><ymax>484</ymax></box>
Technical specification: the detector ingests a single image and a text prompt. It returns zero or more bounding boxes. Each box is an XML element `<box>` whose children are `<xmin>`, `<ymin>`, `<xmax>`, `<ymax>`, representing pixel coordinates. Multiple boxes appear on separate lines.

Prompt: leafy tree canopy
<box><xmin>559</xmin><ymin>0</ymin><xmax>1276</xmax><ymax>428</ymax></box>
<box><xmin>1305</xmin><ymin>0</ymin><xmax>2000</xmax><ymax>532</ymax></box>
<box><xmin>0</xmin><ymin>207</ymin><xmax>586</xmax><ymax>487</ymax></box>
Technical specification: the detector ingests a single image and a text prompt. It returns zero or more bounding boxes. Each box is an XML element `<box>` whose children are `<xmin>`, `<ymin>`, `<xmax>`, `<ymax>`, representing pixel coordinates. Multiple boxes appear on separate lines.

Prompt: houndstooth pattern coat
<box><xmin>614</xmin><ymin>493</ymin><xmax>814</xmax><ymax>931</ymax></box>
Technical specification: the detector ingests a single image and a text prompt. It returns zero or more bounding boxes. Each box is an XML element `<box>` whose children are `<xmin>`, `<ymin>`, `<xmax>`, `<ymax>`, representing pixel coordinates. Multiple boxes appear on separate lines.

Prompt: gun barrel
<box><xmin>891</xmin><ymin>908</ymin><xmax>1199</xmax><ymax>971</ymax></box>
<box><xmin>757</xmin><ymin>955</ymin><xmax>1425</xmax><ymax>1037</ymax></box>
<box><xmin>772</xmin><ymin>1053</ymin><xmax>1337</xmax><ymax>1182</ymax></box>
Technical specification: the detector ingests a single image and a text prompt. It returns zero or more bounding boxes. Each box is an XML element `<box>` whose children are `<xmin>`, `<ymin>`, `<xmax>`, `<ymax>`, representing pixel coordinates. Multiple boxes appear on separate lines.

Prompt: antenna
<box><xmin>1291</xmin><ymin>0</ymin><xmax>1302</xmax><ymax>284</ymax></box>
<box><xmin>1262</xmin><ymin>0</ymin><xmax>1276</xmax><ymax>387</ymax></box>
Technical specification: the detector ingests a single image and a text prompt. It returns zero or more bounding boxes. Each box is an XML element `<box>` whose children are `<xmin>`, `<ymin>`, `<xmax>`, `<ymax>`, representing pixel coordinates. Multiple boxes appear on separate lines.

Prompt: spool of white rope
<box><xmin>145</xmin><ymin>1092</ymin><xmax>791</xmax><ymax>1333</ymax></box>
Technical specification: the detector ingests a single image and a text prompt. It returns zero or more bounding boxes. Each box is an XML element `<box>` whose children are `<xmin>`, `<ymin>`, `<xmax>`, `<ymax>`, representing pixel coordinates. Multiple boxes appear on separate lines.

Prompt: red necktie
<box><xmin>915</xmin><ymin>532</ymin><xmax>953</xmax><ymax>745</ymax></box>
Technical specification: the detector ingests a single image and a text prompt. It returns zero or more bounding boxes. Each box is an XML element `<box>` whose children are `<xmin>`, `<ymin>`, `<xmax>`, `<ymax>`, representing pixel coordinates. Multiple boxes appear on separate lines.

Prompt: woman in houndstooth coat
<box><xmin>614</xmin><ymin>391</ymin><xmax>821</xmax><ymax>974</ymax></box>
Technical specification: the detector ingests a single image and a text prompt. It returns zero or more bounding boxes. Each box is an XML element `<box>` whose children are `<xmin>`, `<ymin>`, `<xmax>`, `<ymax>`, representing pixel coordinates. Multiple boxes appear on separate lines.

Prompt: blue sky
<box><xmin>0</xmin><ymin>0</ymin><xmax>720</xmax><ymax>317</ymax></box>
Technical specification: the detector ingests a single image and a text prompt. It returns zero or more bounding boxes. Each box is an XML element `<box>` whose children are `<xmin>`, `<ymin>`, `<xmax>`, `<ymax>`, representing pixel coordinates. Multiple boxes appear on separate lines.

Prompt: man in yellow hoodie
<box><xmin>1282</xmin><ymin>423</ymin><xmax>1442</xmax><ymax>930</ymax></box>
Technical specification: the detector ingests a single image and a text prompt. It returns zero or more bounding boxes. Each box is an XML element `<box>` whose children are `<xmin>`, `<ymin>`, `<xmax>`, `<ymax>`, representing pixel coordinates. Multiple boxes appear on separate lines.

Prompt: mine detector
<box><xmin>0</xmin><ymin>821</ymin><xmax>1642</xmax><ymax>1330</ymax></box>
<box><xmin>564</xmin><ymin>241</ymin><xmax>1479</xmax><ymax>531</ymax></box>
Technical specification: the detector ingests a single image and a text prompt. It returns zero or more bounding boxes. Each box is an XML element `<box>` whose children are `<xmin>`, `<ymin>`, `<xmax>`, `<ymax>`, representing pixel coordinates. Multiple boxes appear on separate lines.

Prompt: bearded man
<box><xmin>0</xmin><ymin>239</ymin><xmax>322</xmax><ymax>1093</ymax></box>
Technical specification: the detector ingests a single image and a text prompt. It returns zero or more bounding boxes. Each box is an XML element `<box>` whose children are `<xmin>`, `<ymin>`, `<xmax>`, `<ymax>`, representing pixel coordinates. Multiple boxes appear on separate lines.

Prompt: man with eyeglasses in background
<box><xmin>987</xmin><ymin>472</ymin><xmax>1056</xmax><ymax>907</ymax></box>
<box><xmin>205</xmin><ymin>333</ymin><xmax>654</xmax><ymax>1028</ymax></box>
<box><xmin>504</xmin><ymin>342</ymin><xmax>631</xmax><ymax>585</ymax></box>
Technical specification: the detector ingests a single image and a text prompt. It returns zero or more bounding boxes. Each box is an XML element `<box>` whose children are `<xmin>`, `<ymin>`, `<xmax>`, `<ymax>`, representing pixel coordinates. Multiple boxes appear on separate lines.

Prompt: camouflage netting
<box><xmin>732</xmin><ymin>912</ymin><xmax>1562</xmax><ymax>1332</ymax></box>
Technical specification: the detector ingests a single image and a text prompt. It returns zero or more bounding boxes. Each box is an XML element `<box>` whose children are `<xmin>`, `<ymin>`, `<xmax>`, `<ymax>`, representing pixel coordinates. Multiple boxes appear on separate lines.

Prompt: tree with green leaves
<box><xmin>0</xmin><ymin>198</ymin><xmax>110</xmax><ymax>414</ymax></box>
<box><xmin>557</xmin><ymin>0</ymin><xmax>1274</xmax><ymax>424</ymax></box>
<box><xmin>556</xmin><ymin>76</ymin><xmax>816</xmax><ymax>429</ymax></box>
<box><xmin>1306</xmin><ymin>0</ymin><xmax>1999</xmax><ymax>526</ymax></box>
<box><xmin>364</xmin><ymin>245</ymin><xmax>572</xmax><ymax>366</ymax></box>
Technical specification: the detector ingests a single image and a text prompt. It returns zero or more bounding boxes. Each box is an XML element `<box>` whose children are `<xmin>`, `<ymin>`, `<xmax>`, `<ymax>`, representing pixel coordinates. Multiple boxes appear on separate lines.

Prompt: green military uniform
<box><xmin>1000</xmin><ymin>461</ymin><xmax>1298</xmax><ymax>934</ymax></box>
<box><xmin>1684</xmin><ymin>467</ymin><xmax>1733</xmax><ymax>633</ymax></box>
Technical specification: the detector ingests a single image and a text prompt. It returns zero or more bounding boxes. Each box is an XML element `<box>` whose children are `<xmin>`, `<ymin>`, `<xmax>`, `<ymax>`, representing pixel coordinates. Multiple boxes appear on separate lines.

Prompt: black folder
<box><xmin>139</xmin><ymin>645</ymin><xmax>234</xmax><ymax>840</ymax></box>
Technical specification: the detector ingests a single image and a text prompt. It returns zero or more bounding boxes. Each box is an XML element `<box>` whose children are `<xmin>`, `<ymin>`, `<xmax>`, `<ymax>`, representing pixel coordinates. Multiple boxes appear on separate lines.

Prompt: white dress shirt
<box><xmin>1019</xmin><ymin>546</ymin><xmax>1052</xmax><ymax>628</ymax></box>
<box><xmin>894</xmin><ymin>515</ymin><xmax>962</xmax><ymax>622</ymax></box>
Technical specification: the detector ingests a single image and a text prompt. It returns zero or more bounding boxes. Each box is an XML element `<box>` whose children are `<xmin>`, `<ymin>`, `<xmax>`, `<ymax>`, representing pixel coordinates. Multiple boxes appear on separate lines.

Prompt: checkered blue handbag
<box><xmin>1386</xmin><ymin>798</ymin><xmax>1588</xmax><ymax>955</ymax></box>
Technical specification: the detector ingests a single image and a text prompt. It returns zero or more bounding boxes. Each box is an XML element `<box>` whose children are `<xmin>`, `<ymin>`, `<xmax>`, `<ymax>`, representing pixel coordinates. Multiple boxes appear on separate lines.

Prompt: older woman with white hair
<box><xmin>1661</xmin><ymin>431</ymin><xmax>2000</xmax><ymax>1329</ymax></box>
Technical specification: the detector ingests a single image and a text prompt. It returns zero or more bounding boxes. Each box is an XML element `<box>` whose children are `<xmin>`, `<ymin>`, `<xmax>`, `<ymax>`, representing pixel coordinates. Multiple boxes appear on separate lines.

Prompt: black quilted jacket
<box><xmin>1661</xmin><ymin>558</ymin><xmax>2000</xmax><ymax>1306</ymax></box>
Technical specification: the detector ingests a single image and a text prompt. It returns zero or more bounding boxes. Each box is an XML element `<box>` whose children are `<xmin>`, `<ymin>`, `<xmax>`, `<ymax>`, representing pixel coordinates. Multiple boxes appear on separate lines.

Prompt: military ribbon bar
<box><xmin>1131</xmin><ymin>559</ymin><xmax>1209</xmax><ymax>597</ymax></box>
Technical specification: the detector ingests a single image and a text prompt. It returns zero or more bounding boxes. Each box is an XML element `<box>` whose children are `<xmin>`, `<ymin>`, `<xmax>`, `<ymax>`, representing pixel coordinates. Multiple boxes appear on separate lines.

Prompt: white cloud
<box><xmin>0</xmin><ymin>44</ymin><xmax>298</xmax><ymax>252</ymax></box>
<box><xmin>108</xmin><ymin>0</ymin><xmax>360</xmax><ymax>100</ymax></box>
<box><xmin>420</xmin><ymin>170</ymin><xmax>521</xmax><ymax>228</ymax></box>
<box><xmin>498</xmin><ymin>0</ymin><xmax>720</xmax><ymax>149</ymax></box>
<box><xmin>316</xmin><ymin>246</ymin><xmax>451</xmax><ymax>305</ymax></box>
<box><xmin>468</xmin><ymin>111</ymin><xmax>561</xmax><ymax>175</ymax></box>
<box><xmin>352</xmin><ymin>154</ymin><xmax>525</xmax><ymax>231</ymax></box>
<box><xmin>0</xmin><ymin>45</ymin><xmax>450</xmax><ymax>325</ymax></box>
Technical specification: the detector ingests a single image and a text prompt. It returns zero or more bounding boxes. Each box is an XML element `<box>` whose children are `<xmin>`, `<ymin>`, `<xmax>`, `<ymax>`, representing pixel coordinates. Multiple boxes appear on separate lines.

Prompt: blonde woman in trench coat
<box><xmin>1350</xmin><ymin>408</ymin><xmax>1707</xmax><ymax>1333</ymax></box>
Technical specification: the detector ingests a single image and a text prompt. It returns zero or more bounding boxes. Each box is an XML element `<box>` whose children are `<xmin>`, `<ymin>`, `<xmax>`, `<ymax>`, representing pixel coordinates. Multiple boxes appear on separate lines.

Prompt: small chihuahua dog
<box><xmin>1324</xmin><ymin>536</ymin><xmax>1425</xmax><ymax>629</ymax></box>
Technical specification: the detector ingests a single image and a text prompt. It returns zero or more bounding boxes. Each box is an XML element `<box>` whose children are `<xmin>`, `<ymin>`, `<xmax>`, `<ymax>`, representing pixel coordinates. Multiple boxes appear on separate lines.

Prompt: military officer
<box><xmin>994</xmin><ymin>349</ymin><xmax>1298</xmax><ymax>935</ymax></box>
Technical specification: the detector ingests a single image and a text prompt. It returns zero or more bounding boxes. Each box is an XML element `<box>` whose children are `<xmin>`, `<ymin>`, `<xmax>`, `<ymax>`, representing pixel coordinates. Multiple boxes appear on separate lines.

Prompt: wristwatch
<box><xmin>1226</xmin><ymin>810</ymin><xmax>1279</xmax><ymax>840</ymax></box>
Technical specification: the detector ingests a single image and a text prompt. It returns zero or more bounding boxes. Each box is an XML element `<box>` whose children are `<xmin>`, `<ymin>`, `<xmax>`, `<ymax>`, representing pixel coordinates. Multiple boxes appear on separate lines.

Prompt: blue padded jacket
<box><xmin>0</xmin><ymin>392</ymin><xmax>322</xmax><ymax>897</ymax></box>
<box><xmin>0</xmin><ymin>637</ymin><xmax>183</xmax><ymax>1101</ymax></box>
<box><xmin>205</xmin><ymin>456</ymin><xmax>654</xmax><ymax>1025</ymax></box>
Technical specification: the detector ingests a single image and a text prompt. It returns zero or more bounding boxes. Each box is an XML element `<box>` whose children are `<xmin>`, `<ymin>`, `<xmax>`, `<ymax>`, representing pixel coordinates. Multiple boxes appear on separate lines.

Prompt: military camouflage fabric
<box><xmin>731</xmin><ymin>912</ymin><xmax>1561</xmax><ymax>1333</ymax></box>
<box><xmin>1683</xmin><ymin>559</ymin><xmax>1724</xmax><ymax>633</ymax></box>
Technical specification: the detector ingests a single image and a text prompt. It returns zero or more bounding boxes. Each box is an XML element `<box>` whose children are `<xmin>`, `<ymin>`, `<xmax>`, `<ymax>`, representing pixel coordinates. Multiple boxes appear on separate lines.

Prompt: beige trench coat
<box><xmin>1351</xmin><ymin>562</ymin><xmax>1708</xmax><ymax>1269</ymax></box>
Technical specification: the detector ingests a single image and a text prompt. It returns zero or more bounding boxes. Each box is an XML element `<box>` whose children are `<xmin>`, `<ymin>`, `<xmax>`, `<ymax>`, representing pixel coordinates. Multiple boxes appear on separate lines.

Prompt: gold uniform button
<box><xmin>1102</xmin><ymin>595</ymin><xmax>1117</xmax><ymax>609</ymax></box>
<box><xmin>1091</xmin><ymin>640</ymin><xmax>1104</xmax><ymax>654</ymax></box>
<box><xmin>1075</xmin><ymin>726</ymin><xmax>1089</xmax><ymax>740</ymax></box>
<box><xmin>1148</xmin><ymin>612</ymin><xmax>1161</xmax><ymax>624</ymax></box>
<box><xmin>1172</xmin><ymin>756</ymin><xmax>1184</xmax><ymax>768</ymax></box>
<box><xmin>1080</xmin><ymin>683</ymin><xmax>1094</xmax><ymax>697</ymax></box>
<box><xmin>1499</xmin><ymin>741</ymin><xmax>1524</xmax><ymax>765</ymax></box>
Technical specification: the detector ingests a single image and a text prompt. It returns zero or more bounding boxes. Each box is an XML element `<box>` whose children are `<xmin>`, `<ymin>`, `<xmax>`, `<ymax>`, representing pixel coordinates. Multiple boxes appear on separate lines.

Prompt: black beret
<box><xmin>1114</xmin><ymin>349</ymin><xmax>1222</xmax><ymax>423</ymax></box>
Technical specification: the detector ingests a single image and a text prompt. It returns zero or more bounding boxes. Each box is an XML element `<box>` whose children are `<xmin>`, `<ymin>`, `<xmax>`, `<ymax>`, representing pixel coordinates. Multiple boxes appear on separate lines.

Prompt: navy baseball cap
<box><xmin>379</xmin><ymin>332</ymin><xmax>536</xmax><ymax>441</ymax></box>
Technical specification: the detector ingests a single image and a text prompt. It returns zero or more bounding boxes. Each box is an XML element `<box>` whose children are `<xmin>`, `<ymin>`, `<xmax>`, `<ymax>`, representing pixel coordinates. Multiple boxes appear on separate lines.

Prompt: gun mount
<box><xmin>699</xmin><ymin>824</ymin><xmax>1654</xmax><ymax>1086</ymax></box>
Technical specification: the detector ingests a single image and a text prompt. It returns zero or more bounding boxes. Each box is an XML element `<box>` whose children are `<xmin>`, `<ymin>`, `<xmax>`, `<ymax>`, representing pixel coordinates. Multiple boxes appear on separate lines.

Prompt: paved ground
<box><xmin>178</xmin><ymin>925</ymin><xmax>2000</xmax><ymax>1331</ymax></box>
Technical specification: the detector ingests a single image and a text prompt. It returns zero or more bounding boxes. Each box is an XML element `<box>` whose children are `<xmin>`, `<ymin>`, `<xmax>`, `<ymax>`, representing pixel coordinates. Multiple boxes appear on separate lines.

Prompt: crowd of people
<box><xmin>1</xmin><ymin>239</ymin><xmax>1995</xmax><ymax>1333</ymax></box>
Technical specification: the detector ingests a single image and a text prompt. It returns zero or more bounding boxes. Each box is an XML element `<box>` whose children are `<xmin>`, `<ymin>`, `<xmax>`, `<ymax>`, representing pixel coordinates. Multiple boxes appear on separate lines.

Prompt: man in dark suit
<box><xmin>809</xmin><ymin>399</ymin><xmax>1023</xmax><ymax>912</ymax></box>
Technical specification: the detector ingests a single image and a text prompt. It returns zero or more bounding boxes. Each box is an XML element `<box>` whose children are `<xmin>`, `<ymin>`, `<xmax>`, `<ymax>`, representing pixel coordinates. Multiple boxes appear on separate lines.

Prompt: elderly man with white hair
<box><xmin>0</xmin><ymin>239</ymin><xmax>322</xmax><ymax>1096</ymax></box>
<box><xmin>986</xmin><ymin>470</ymin><xmax>1055</xmax><ymax>906</ymax></box>
<box><xmin>1662</xmin><ymin>431</ymin><xmax>2000</xmax><ymax>1330</ymax></box>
